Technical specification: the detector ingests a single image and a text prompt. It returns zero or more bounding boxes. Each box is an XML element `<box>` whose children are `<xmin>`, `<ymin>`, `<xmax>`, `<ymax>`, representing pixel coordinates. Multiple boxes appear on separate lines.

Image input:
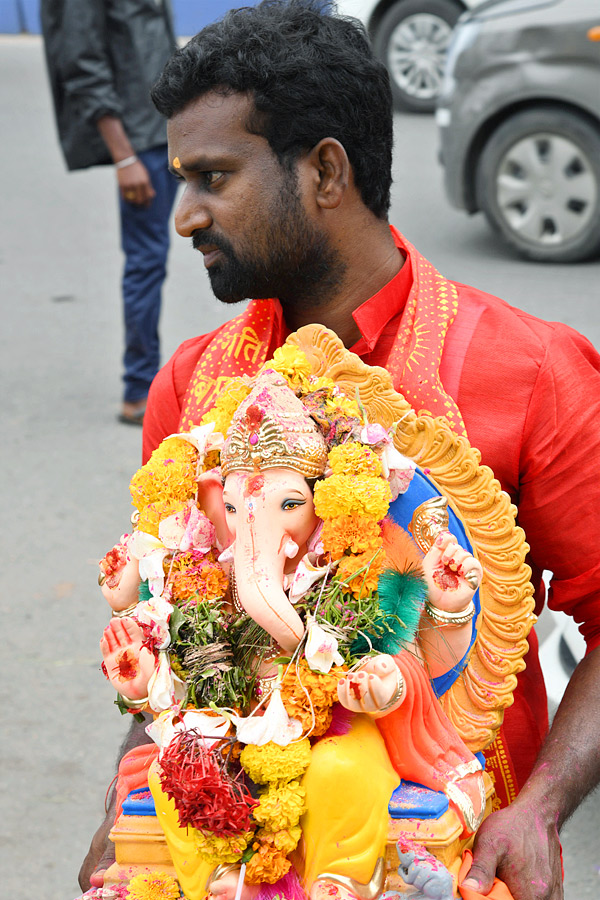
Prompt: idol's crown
<box><xmin>221</xmin><ymin>370</ymin><xmax>328</xmax><ymax>478</ymax></box>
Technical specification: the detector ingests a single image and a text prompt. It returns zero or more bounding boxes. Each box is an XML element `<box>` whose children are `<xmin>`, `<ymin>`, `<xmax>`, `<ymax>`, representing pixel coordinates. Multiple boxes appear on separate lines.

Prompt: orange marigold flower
<box><xmin>245</xmin><ymin>837</ymin><xmax>292</xmax><ymax>885</ymax></box>
<box><xmin>280</xmin><ymin>660</ymin><xmax>345</xmax><ymax>736</ymax></box>
<box><xmin>321</xmin><ymin>515</ymin><xmax>382</xmax><ymax>558</ymax></box>
<box><xmin>166</xmin><ymin>550</ymin><xmax>228</xmax><ymax>604</ymax></box>
<box><xmin>336</xmin><ymin>549</ymin><xmax>386</xmax><ymax>599</ymax></box>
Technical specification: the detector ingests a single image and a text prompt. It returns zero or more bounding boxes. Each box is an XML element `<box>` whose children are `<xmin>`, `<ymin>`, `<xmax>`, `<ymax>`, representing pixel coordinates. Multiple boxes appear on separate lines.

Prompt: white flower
<box><xmin>381</xmin><ymin>445</ymin><xmax>416</xmax><ymax>500</ymax></box>
<box><xmin>135</xmin><ymin>595</ymin><xmax>173</xmax><ymax>649</ymax></box>
<box><xmin>305</xmin><ymin>616</ymin><xmax>344</xmax><ymax>674</ymax></box>
<box><xmin>147</xmin><ymin>708</ymin><xmax>230</xmax><ymax>754</ymax></box>
<box><xmin>129</xmin><ymin>531</ymin><xmax>170</xmax><ymax>597</ymax></box>
<box><xmin>147</xmin><ymin>651</ymin><xmax>187</xmax><ymax>712</ymax></box>
<box><xmin>232</xmin><ymin>686</ymin><xmax>302</xmax><ymax>746</ymax></box>
<box><xmin>286</xmin><ymin>556</ymin><xmax>330</xmax><ymax>603</ymax></box>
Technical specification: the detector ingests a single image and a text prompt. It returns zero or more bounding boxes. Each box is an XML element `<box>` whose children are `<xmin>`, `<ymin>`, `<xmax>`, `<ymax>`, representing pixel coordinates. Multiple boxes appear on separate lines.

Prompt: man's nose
<box><xmin>174</xmin><ymin>186</ymin><xmax>212</xmax><ymax>237</ymax></box>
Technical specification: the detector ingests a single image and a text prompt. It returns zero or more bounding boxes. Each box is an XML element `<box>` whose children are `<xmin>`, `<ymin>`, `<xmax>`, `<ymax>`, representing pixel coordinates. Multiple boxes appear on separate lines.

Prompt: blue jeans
<box><xmin>119</xmin><ymin>145</ymin><xmax>178</xmax><ymax>404</ymax></box>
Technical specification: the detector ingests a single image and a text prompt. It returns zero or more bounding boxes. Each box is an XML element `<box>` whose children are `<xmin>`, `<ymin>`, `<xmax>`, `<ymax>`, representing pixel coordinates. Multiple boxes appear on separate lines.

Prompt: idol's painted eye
<box><xmin>282</xmin><ymin>498</ymin><xmax>306</xmax><ymax>511</ymax></box>
<box><xmin>224</xmin><ymin>503</ymin><xmax>236</xmax><ymax>514</ymax></box>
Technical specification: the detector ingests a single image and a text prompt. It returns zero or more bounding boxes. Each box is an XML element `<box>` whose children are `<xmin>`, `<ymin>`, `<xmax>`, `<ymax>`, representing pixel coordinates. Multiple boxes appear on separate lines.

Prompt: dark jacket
<box><xmin>41</xmin><ymin>0</ymin><xmax>177</xmax><ymax>170</ymax></box>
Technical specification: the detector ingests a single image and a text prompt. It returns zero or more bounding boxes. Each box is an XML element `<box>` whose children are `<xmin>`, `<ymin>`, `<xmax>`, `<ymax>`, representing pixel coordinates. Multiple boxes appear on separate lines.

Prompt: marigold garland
<box><xmin>254</xmin><ymin>780</ymin><xmax>306</xmax><ymax>831</ymax></box>
<box><xmin>321</xmin><ymin>515</ymin><xmax>382</xmax><ymax>559</ymax></box>
<box><xmin>328</xmin><ymin>443</ymin><xmax>383</xmax><ymax>478</ymax></box>
<box><xmin>167</xmin><ymin>550</ymin><xmax>228</xmax><ymax>605</ymax></box>
<box><xmin>126</xmin><ymin>871</ymin><xmax>180</xmax><ymax>900</ymax></box>
<box><xmin>280</xmin><ymin>660</ymin><xmax>346</xmax><ymax>736</ymax></box>
<box><xmin>245</xmin><ymin>833</ymin><xmax>293</xmax><ymax>885</ymax></box>
<box><xmin>137</xmin><ymin>500</ymin><xmax>187</xmax><ymax>539</ymax></box>
<box><xmin>193</xmin><ymin>829</ymin><xmax>255</xmax><ymax>864</ymax></box>
<box><xmin>130</xmin><ymin>437</ymin><xmax>198</xmax><ymax>512</ymax></box>
<box><xmin>239</xmin><ymin>739</ymin><xmax>312</xmax><ymax>785</ymax></box>
<box><xmin>336</xmin><ymin>549</ymin><xmax>387</xmax><ymax>600</ymax></box>
<box><xmin>314</xmin><ymin>473</ymin><xmax>391</xmax><ymax>522</ymax></box>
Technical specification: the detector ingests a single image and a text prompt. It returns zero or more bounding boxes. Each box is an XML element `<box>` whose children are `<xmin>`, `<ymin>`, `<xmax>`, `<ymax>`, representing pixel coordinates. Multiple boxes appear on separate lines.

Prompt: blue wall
<box><xmin>0</xmin><ymin>1</ymin><xmax>261</xmax><ymax>35</ymax></box>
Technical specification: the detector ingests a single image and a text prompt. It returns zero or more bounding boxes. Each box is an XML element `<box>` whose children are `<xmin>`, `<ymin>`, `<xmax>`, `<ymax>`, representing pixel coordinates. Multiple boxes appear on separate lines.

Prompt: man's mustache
<box><xmin>191</xmin><ymin>230</ymin><xmax>231</xmax><ymax>254</ymax></box>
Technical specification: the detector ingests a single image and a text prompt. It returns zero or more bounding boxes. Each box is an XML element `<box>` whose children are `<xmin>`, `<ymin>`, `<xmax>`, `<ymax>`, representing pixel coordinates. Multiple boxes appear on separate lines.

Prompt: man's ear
<box><xmin>306</xmin><ymin>138</ymin><xmax>350</xmax><ymax>210</ymax></box>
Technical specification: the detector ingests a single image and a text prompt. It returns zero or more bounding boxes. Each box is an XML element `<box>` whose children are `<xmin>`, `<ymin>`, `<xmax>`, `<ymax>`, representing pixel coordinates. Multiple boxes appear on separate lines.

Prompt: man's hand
<box><xmin>462</xmin><ymin>798</ymin><xmax>563</xmax><ymax>900</ymax></box>
<box><xmin>78</xmin><ymin>809</ymin><xmax>116</xmax><ymax>891</ymax></box>
<box><xmin>117</xmin><ymin>159</ymin><xmax>156</xmax><ymax>207</ymax></box>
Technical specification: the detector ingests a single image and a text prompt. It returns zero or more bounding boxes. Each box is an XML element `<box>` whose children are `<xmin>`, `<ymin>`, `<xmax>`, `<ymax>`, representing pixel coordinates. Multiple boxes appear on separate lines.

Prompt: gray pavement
<box><xmin>1</xmin><ymin>35</ymin><xmax>599</xmax><ymax>900</ymax></box>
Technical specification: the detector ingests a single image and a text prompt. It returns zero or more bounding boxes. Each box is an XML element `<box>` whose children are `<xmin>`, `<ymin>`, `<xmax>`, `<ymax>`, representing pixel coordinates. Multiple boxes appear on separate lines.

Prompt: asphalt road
<box><xmin>1</xmin><ymin>36</ymin><xmax>599</xmax><ymax>900</ymax></box>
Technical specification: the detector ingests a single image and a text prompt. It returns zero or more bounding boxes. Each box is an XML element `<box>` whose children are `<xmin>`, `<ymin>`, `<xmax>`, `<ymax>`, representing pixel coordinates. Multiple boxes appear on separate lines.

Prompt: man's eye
<box><xmin>203</xmin><ymin>171</ymin><xmax>225</xmax><ymax>187</ymax></box>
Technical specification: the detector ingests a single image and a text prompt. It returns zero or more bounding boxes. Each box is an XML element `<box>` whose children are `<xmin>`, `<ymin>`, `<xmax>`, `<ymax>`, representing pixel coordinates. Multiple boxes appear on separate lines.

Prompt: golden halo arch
<box><xmin>287</xmin><ymin>324</ymin><xmax>535</xmax><ymax>753</ymax></box>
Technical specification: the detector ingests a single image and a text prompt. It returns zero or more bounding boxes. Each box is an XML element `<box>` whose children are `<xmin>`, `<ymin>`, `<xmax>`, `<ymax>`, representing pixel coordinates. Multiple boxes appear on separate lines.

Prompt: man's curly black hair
<box><xmin>151</xmin><ymin>0</ymin><xmax>393</xmax><ymax>219</ymax></box>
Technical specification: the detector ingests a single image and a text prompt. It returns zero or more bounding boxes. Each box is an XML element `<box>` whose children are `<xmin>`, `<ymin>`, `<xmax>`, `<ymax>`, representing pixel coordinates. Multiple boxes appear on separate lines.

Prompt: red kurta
<box><xmin>143</xmin><ymin>233</ymin><xmax>600</xmax><ymax>792</ymax></box>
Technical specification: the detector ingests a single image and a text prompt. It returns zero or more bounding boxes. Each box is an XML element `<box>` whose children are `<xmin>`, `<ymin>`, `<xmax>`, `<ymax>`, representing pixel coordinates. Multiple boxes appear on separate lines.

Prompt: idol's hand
<box><xmin>337</xmin><ymin>654</ymin><xmax>404</xmax><ymax>716</ymax></box>
<box><xmin>423</xmin><ymin>532</ymin><xmax>482</xmax><ymax>612</ymax></box>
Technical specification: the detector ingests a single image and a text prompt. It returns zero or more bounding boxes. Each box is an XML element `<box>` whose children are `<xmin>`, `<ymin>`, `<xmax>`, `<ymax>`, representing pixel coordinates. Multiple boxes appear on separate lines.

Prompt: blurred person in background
<box><xmin>41</xmin><ymin>0</ymin><xmax>179</xmax><ymax>425</ymax></box>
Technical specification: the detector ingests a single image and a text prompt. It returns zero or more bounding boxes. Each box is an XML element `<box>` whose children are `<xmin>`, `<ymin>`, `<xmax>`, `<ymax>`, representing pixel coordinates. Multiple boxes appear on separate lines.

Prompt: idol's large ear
<box><xmin>304</xmin><ymin>137</ymin><xmax>350</xmax><ymax>210</ymax></box>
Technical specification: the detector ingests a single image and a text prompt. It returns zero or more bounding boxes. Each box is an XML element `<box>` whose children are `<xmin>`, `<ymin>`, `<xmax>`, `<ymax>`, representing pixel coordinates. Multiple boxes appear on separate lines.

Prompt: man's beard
<box><xmin>191</xmin><ymin>173</ymin><xmax>345</xmax><ymax>307</ymax></box>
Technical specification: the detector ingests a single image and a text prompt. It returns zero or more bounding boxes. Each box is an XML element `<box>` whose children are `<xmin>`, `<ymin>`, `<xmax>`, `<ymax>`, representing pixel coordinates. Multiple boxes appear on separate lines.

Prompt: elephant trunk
<box><xmin>233</xmin><ymin>527</ymin><xmax>305</xmax><ymax>654</ymax></box>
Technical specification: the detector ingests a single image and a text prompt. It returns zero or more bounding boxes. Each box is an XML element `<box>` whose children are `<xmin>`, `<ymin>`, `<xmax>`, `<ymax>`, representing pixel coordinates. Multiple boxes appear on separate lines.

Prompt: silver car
<box><xmin>337</xmin><ymin>0</ymin><xmax>485</xmax><ymax>112</ymax></box>
<box><xmin>437</xmin><ymin>0</ymin><xmax>600</xmax><ymax>262</ymax></box>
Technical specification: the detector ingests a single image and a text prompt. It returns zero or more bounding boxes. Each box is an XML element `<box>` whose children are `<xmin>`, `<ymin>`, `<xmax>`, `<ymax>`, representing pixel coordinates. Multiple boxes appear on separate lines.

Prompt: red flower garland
<box><xmin>159</xmin><ymin>730</ymin><xmax>258</xmax><ymax>836</ymax></box>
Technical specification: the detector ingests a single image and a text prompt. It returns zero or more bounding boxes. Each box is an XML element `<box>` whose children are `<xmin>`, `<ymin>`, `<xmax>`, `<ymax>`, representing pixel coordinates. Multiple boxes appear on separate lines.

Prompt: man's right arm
<box><xmin>79</xmin><ymin>716</ymin><xmax>153</xmax><ymax>891</ymax></box>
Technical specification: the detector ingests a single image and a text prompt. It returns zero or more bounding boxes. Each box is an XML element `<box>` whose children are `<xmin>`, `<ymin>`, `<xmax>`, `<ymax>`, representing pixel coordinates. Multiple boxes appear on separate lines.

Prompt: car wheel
<box><xmin>372</xmin><ymin>0</ymin><xmax>462</xmax><ymax>113</ymax></box>
<box><xmin>476</xmin><ymin>108</ymin><xmax>600</xmax><ymax>263</ymax></box>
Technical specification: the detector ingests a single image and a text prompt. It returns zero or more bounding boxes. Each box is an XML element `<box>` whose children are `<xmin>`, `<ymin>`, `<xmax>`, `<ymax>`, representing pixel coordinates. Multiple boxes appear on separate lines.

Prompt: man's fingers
<box><xmin>461</xmin><ymin>851</ymin><xmax>497</xmax><ymax>895</ymax></box>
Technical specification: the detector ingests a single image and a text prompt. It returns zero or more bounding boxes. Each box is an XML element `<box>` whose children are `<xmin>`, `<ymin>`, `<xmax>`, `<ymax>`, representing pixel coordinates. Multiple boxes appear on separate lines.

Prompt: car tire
<box><xmin>476</xmin><ymin>108</ymin><xmax>600</xmax><ymax>263</ymax></box>
<box><xmin>372</xmin><ymin>0</ymin><xmax>463</xmax><ymax>113</ymax></box>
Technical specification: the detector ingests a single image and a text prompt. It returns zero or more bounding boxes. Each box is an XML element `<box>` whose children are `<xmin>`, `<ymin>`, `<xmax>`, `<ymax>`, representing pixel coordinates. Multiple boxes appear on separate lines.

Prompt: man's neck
<box><xmin>279</xmin><ymin>221</ymin><xmax>402</xmax><ymax>347</ymax></box>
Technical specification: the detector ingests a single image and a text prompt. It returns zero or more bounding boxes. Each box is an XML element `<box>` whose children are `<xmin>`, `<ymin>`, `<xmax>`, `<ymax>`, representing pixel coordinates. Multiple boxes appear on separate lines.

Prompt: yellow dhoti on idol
<box><xmin>149</xmin><ymin>716</ymin><xmax>398</xmax><ymax>899</ymax></box>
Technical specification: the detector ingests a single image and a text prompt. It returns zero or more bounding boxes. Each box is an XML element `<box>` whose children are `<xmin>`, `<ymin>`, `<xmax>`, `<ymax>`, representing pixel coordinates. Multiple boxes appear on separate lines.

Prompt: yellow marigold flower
<box><xmin>254</xmin><ymin>781</ymin><xmax>306</xmax><ymax>831</ymax></box>
<box><xmin>328</xmin><ymin>443</ymin><xmax>382</xmax><ymax>478</ymax></box>
<box><xmin>137</xmin><ymin>500</ymin><xmax>187</xmax><ymax>538</ymax></box>
<box><xmin>314</xmin><ymin>474</ymin><xmax>391</xmax><ymax>522</ymax></box>
<box><xmin>194</xmin><ymin>829</ymin><xmax>254</xmax><ymax>864</ymax></box>
<box><xmin>336</xmin><ymin>549</ymin><xmax>386</xmax><ymax>600</ymax></box>
<box><xmin>126</xmin><ymin>870</ymin><xmax>180</xmax><ymax>900</ymax></box>
<box><xmin>324</xmin><ymin>394</ymin><xmax>362</xmax><ymax>418</ymax></box>
<box><xmin>269</xmin><ymin>345</ymin><xmax>312</xmax><ymax>388</ymax></box>
<box><xmin>201</xmin><ymin>379</ymin><xmax>251</xmax><ymax>438</ymax></box>
<box><xmin>130</xmin><ymin>437</ymin><xmax>198</xmax><ymax>512</ymax></box>
<box><xmin>240</xmin><ymin>739</ymin><xmax>312</xmax><ymax>785</ymax></box>
<box><xmin>321</xmin><ymin>515</ymin><xmax>383</xmax><ymax>558</ymax></box>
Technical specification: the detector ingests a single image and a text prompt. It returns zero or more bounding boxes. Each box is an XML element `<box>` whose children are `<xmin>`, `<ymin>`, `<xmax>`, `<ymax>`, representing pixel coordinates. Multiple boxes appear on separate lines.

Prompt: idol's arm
<box><xmin>464</xmin><ymin>644</ymin><xmax>600</xmax><ymax>900</ymax></box>
<box><xmin>78</xmin><ymin>716</ymin><xmax>153</xmax><ymax>891</ymax></box>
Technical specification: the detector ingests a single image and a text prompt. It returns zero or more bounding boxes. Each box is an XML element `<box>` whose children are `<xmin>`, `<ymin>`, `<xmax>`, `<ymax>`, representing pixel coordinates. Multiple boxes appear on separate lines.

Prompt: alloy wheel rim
<box><xmin>386</xmin><ymin>13</ymin><xmax>453</xmax><ymax>101</ymax></box>
<box><xmin>496</xmin><ymin>132</ymin><xmax>597</xmax><ymax>247</ymax></box>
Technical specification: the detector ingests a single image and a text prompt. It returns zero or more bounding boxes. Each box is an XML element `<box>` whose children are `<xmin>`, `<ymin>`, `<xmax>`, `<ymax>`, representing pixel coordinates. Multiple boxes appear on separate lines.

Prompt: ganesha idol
<box><xmin>94</xmin><ymin>330</ymin><xmax>533</xmax><ymax>900</ymax></box>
